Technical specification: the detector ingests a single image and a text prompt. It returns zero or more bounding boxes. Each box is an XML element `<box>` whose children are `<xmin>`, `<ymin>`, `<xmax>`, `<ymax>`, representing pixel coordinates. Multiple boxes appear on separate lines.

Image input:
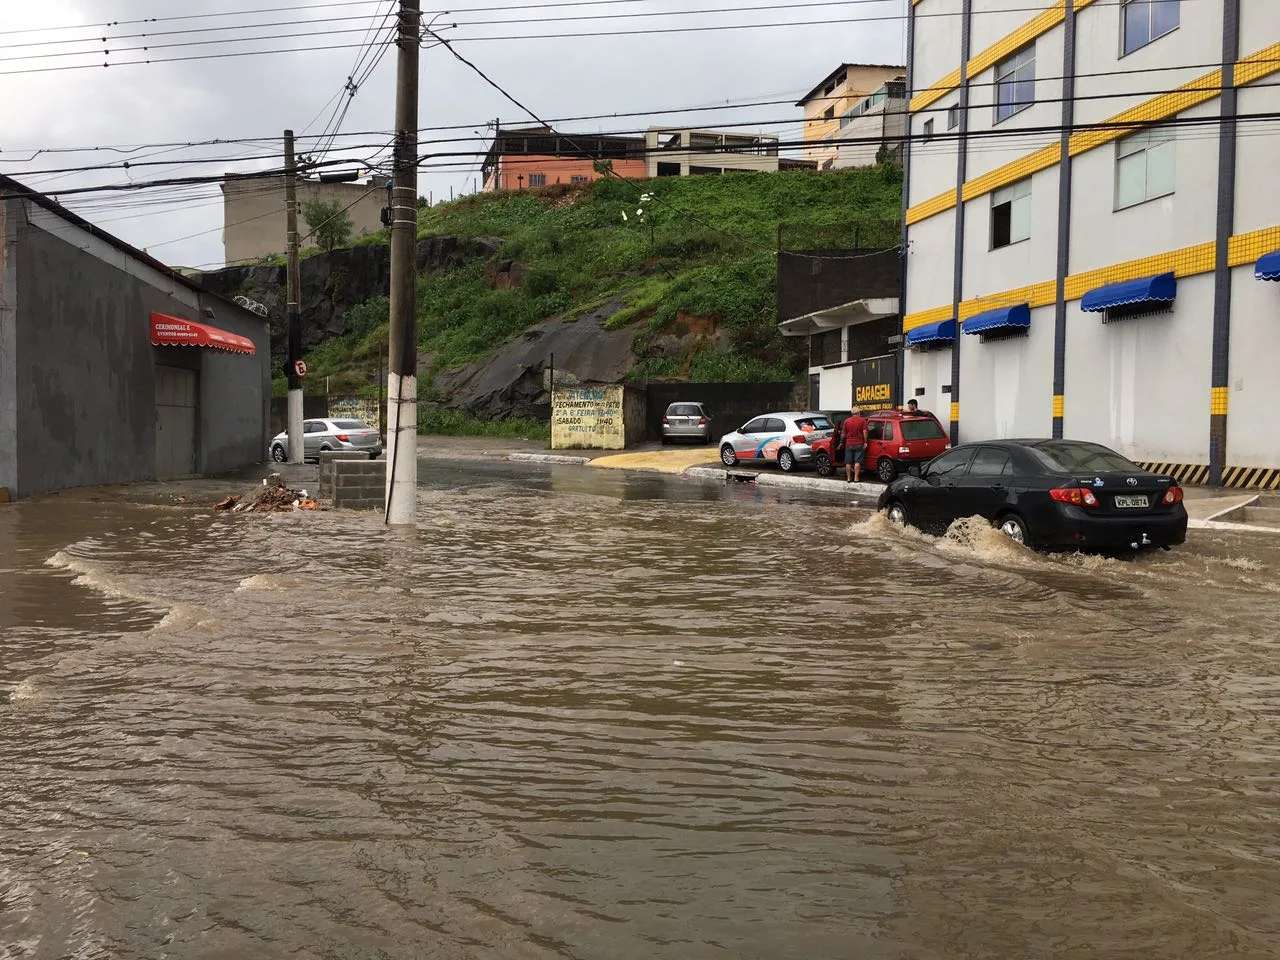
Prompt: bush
<box><xmin>417</xmin><ymin>406</ymin><xmax>549</xmax><ymax>439</ymax></box>
<box><xmin>301</xmin><ymin>198</ymin><xmax>354</xmax><ymax>252</ymax></box>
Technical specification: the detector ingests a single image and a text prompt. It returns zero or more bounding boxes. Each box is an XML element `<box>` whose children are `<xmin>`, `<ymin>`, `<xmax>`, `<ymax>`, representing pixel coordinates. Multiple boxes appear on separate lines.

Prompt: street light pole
<box><xmin>284</xmin><ymin>129</ymin><xmax>304</xmax><ymax>463</ymax></box>
<box><xmin>384</xmin><ymin>0</ymin><xmax>421</xmax><ymax>525</ymax></box>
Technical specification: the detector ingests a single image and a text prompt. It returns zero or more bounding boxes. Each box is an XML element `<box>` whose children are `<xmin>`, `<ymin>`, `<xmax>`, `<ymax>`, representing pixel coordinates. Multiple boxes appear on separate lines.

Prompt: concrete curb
<box><xmin>686</xmin><ymin>466</ymin><xmax>882</xmax><ymax>499</ymax></box>
<box><xmin>1200</xmin><ymin>494</ymin><xmax>1259</xmax><ymax>523</ymax></box>
<box><xmin>508</xmin><ymin>452</ymin><xmax>593</xmax><ymax>466</ymax></box>
<box><xmin>1189</xmin><ymin>517</ymin><xmax>1280</xmax><ymax>535</ymax></box>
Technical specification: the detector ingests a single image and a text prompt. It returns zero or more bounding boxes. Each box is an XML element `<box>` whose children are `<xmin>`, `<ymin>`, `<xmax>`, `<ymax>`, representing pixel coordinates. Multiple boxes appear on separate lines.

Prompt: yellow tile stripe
<box><xmin>1052</xmin><ymin>395</ymin><xmax>1065</xmax><ymax>418</ymax></box>
<box><xmin>1211</xmin><ymin>387</ymin><xmax>1230</xmax><ymax>417</ymax></box>
<box><xmin>962</xmin><ymin>144</ymin><xmax>1060</xmax><ymax>204</ymax></box>
<box><xmin>1068</xmin><ymin>70</ymin><xmax>1223</xmax><ymax>157</ymax></box>
<box><xmin>1138</xmin><ymin>462</ymin><xmax>1212</xmax><ymax>486</ymax></box>
<box><xmin>967</xmin><ymin>3</ymin><xmax>1066</xmax><ymax>81</ymax></box>
<box><xmin>909</xmin><ymin>67</ymin><xmax>963</xmax><ymax>114</ymax></box>
<box><xmin>950</xmin><ymin>402</ymin><xmax>960</xmax><ymax>422</ymax></box>
<box><xmin>910</xmin><ymin>2</ymin><xmax>1066</xmax><ymax>114</ymax></box>
<box><xmin>906</xmin><ymin>43</ymin><xmax>1280</xmax><ymax>226</ymax></box>
<box><xmin>1221</xmin><ymin>466</ymin><xmax>1280</xmax><ymax>490</ymax></box>
<box><xmin>1234</xmin><ymin>41</ymin><xmax>1280</xmax><ymax>86</ymax></box>
<box><xmin>905</xmin><ymin>188</ymin><xmax>959</xmax><ymax>226</ymax></box>
<box><xmin>904</xmin><ymin>224</ymin><xmax>1280</xmax><ymax>332</ymax></box>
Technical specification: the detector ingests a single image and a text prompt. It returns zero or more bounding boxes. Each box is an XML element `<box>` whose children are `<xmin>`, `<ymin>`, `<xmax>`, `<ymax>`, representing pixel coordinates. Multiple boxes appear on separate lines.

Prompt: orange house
<box><xmin>481</xmin><ymin>126</ymin><xmax>647</xmax><ymax>191</ymax></box>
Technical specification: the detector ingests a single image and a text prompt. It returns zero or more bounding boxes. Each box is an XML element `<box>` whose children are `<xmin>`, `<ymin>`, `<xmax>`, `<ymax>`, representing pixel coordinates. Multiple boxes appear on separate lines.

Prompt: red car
<box><xmin>812</xmin><ymin>410</ymin><xmax>951</xmax><ymax>482</ymax></box>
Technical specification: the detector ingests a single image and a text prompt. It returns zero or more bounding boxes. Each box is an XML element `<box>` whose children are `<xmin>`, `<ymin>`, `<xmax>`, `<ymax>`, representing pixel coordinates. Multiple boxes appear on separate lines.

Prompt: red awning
<box><xmin>150</xmin><ymin>312</ymin><xmax>256</xmax><ymax>355</ymax></box>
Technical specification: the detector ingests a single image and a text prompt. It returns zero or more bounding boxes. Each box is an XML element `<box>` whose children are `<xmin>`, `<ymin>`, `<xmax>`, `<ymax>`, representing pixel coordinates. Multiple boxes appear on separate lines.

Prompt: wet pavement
<box><xmin>4</xmin><ymin>458</ymin><xmax>1280</xmax><ymax>959</ymax></box>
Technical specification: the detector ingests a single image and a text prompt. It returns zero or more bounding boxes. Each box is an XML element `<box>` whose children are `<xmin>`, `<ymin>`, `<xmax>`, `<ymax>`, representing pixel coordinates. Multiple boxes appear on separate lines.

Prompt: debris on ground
<box><xmin>215</xmin><ymin>474</ymin><xmax>322</xmax><ymax>514</ymax></box>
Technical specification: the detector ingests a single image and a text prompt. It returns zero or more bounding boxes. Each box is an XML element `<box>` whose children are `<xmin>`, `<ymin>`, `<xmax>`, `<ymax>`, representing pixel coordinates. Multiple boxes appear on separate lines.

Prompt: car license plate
<box><xmin>1114</xmin><ymin>494</ymin><xmax>1149</xmax><ymax>509</ymax></box>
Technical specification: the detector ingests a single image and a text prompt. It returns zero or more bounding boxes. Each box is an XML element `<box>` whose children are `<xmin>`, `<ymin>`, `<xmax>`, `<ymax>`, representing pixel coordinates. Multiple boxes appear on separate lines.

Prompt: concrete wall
<box><xmin>13</xmin><ymin>200</ymin><xmax>270</xmax><ymax>498</ymax></box>
<box><xmin>904</xmin><ymin>0</ymin><xmax>1280</xmax><ymax>475</ymax></box>
<box><xmin>801</xmin><ymin>65</ymin><xmax>906</xmax><ymax>167</ymax></box>
<box><xmin>329</xmin><ymin>458</ymin><xmax>387</xmax><ymax>512</ymax></box>
<box><xmin>0</xmin><ymin>198</ymin><xmax>17</xmax><ymax>497</ymax></box>
<box><xmin>644</xmin><ymin>129</ymin><xmax>780</xmax><ymax>177</ymax></box>
<box><xmin>834</xmin><ymin>105</ymin><xmax>907</xmax><ymax>169</ymax></box>
<box><xmin>486</xmin><ymin>156</ymin><xmax>647</xmax><ymax>191</ymax></box>
<box><xmin>221</xmin><ymin>176</ymin><xmax>387</xmax><ymax>266</ymax></box>
<box><xmin>552</xmin><ymin>384</ymin><xmax>627</xmax><ymax>450</ymax></box>
<box><xmin>644</xmin><ymin>381</ymin><xmax>807</xmax><ymax>440</ymax></box>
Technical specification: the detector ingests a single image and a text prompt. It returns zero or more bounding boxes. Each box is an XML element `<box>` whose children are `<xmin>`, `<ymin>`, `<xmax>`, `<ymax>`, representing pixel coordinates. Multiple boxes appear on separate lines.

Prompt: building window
<box><xmin>570</xmin><ymin>175</ymin><xmax>589</xmax><ymax>184</ymax></box>
<box><xmin>528</xmin><ymin>173</ymin><xmax>547</xmax><ymax>187</ymax></box>
<box><xmin>922</xmin><ymin>118</ymin><xmax>935</xmax><ymax>142</ymax></box>
<box><xmin>823</xmin><ymin>106</ymin><xmax>835</xmax><ymax>120</ymax></box>
<box><xmin>994</xmin><ymin>44</ymin><xmax>1036</xmax><ymax>123</ymax></box>
<box><xmin>1116</xmin><ymin>126</ymin><xmax>1175</xmax><ymax>209</ymax></box>
<box><xmin>991</xmin><ymin>178</ymin><xmax>1032</xmax><ymax>249</ymax></box>
<box><xmin>948</xmin><ymin>104</ymin><xmax>960</xmax><ymax>129</ymax></box>
<box><xmin>1122</xmin><ymin>0</ymin><xmax>1179</xmax><ymax>56</ymax></box>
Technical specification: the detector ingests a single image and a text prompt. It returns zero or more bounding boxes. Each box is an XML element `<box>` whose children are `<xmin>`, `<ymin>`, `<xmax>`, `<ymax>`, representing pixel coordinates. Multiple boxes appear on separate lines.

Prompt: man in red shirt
<box><xmin>841</xmin><ymin>406</ymin><xmax>869</xmax><ymax>483</ymax></box>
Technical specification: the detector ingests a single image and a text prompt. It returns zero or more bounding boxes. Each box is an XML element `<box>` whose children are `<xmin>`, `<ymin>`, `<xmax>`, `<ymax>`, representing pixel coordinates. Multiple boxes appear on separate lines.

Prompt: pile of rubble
<box><xmin>215</xmin><ymin>474</ymin><xmax>318</xmax><ymax>514</ymax></box>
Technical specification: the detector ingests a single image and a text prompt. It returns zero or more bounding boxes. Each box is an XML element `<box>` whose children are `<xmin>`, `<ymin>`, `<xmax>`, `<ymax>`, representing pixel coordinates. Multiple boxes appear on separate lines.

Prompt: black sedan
<box><xmin>877</xmin><ymin>439</ymin><xmax>1189</xmax><ymax>551</ymax></box>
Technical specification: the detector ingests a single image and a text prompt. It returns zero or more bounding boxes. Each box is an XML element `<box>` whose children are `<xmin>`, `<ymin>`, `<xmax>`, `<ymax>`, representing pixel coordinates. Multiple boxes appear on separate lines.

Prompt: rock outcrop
<box><xmin>195</xmin><ymin>236</ymin><xmax>498</xmax><ymax>352</ymax></box>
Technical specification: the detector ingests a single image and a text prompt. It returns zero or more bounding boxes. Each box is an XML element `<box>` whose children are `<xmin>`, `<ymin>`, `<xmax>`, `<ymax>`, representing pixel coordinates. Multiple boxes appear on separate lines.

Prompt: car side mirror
<box><xmin>908</xmin><ymin>464</ymin><xmax>922</xmax><ymax>479</ymax></box>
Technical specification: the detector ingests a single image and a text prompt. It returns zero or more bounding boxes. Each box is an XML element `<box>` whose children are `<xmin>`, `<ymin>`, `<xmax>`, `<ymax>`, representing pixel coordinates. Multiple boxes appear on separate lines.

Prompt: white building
<box><xmin>902</xmin><ymin>0</ymin><xmax>1280</xmax><ymax>488</ymax></box>
<box><xmin>834</xmin><ymin>78</ymin><xmax>908</xmax><ymax>169</ymax></box>
<box><xmin>643</xmin><ymin>128</ymin><xmax>780</xmax><ymax>178</ymax></box>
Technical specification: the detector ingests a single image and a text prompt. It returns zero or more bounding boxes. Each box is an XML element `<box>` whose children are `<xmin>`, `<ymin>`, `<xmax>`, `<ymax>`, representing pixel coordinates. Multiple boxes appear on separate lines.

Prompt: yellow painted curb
<box><xmin>590</xmin><ymin>449</ymin><xmax>721</xmax><ymax>474</ymax></box>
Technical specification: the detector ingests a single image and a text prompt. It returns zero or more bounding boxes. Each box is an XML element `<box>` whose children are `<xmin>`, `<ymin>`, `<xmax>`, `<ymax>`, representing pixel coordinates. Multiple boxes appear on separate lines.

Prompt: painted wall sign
<box><xmin>552</xmin><ymin>385</ymin><xmax>627</xmax><ymax>450</ymax></box>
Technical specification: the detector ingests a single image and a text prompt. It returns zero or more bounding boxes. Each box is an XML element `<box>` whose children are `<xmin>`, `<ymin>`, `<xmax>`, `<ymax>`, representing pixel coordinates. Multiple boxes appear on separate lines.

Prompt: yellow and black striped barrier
<box><xmin>1137</xmin><ymin>462</ymin><xmax>1280</xmax><ymax>490</ymax></box>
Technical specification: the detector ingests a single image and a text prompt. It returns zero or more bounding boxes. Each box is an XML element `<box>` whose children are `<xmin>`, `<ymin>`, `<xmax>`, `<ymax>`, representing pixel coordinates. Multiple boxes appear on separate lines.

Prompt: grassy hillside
<box><xmin>283</xmin><ymin>166</ymin><xmax>902</xmax><ymax>399</ymax></box>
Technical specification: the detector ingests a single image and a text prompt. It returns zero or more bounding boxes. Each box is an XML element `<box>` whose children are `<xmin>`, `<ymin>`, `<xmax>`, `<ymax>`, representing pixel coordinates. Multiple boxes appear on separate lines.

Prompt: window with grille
<box><xmin>529</xmin><ymin>174</ymin><xmax>547</xmax><ymax>187</ymax></box>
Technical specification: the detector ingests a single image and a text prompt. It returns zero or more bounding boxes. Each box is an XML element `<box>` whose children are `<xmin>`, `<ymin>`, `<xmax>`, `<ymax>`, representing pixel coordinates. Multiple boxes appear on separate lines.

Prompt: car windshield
<box><xmin>668</xmin><ymin>404</ymin><xmax>703</xmax><ymax>416</ymax></box>
<box><xmin>1031</xmin><ymin>441</ymin><xmax>1142</xmax><ymax>474</ymax></box>
<box><xmin>796</xmin><ymin>417</ymin><xmax>833</xmax><ymax>432</ymax></box>
<box><xmin>900</xmin><ymin>419</ymin><xmax>946</xmax><ymax>440</ymax></box>
<box><xmin>332</xmin><ymin>420</ymin><xmax>370</xmax><ymax>430</ymax></box>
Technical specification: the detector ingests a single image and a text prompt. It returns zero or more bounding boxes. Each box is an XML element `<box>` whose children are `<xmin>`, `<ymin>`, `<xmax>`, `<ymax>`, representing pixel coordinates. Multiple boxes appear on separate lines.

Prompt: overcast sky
<box><xmin>0</xmin><ymin>0</ymin><xmax>905</xmax><ymax>271</ymax></box>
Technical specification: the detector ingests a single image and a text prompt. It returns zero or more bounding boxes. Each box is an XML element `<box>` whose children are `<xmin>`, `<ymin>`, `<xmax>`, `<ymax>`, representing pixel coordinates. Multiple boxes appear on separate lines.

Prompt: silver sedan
<box><xmin>269</xmin><ymin>419</ymin><xmax>383</xmax><ymax>462</ymax></box>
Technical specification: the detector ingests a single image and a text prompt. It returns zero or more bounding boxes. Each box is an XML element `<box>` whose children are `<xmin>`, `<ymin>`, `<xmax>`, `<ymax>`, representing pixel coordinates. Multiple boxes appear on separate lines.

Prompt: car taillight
<box><xmin>1050</xmin><ymin>486</ymin><xmax>1100</xmax><ymax>508</ymax></box>
<box><xmin>699</xmin><ymin>417</ymin><xmax>707</xmax><ymax>425</ymax></box>
<box><xmin>336</xmin><ymin>433</ymin><xmax>349</xmax><ymax>442</ymax></box>
<box><xmin>662</xmin><ymin>417</ymin><xmax>670</xmax><ymax>425</ymax></box>
<box><xmin>792</xmin><ymin>434</ymin><xmax>806</xmax><ymax>444</ymax></box>
<box><xmin>1163</xmin><ymin>485</ymin><xmax>1184</xmax><ymax>505</ymax></box>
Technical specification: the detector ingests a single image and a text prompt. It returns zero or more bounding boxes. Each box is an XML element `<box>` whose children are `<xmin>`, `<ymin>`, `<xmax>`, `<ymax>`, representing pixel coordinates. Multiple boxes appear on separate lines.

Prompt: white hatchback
<box><xmin>718</xmin><ymin>411</ymin><xmax>835</xmax><ymax>473</ymax></box>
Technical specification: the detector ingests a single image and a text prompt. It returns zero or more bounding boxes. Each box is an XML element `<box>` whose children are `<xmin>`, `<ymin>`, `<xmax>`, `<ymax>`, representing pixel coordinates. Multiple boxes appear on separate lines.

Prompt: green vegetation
<box><xmin>292</xmin><ymin>166</ymin><xmax>903</xmax><ymax>432</ymax></box>
<box><xmin>417</xmin><ymin>407</ymin><xmax>550</xmax><ymax>440</ymax></box>
<box><xmin>301</xmin><ymin>198</ymin><xmax>354</xmax><ymax>252</ymax></box>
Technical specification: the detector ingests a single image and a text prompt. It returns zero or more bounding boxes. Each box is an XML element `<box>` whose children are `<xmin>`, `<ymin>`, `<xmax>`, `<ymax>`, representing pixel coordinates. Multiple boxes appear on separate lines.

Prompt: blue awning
<box><xmin>905</xmin><ymin>319</ymin><xmax>956</xmax><ymax>347</ymax></box>
<box><xmin>1256</xmin><ymin>250</ymin><xmax>1280</xmax><ymax>281</ymax></box>
<box><xmin>1081</xmin><ymin>272</ymin><xmax>1177</xmax><ymax>312</ymax></box>
<box><xmin>963</xmin><ymin>303</ymin><xmax>1031</xmax><ymax>336</ymax></box>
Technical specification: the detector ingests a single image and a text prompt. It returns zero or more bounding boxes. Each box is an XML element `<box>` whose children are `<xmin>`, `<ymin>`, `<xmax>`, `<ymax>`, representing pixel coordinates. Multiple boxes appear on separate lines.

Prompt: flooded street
<box><xmin>4</xmin><ymin>460</ymin><xmax>1280</xmax><ymax>959</ymax></box>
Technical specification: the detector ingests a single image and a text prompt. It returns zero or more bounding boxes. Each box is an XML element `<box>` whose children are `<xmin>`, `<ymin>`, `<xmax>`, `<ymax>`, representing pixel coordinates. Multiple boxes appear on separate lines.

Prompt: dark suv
<box><xmin>811</xmin><ymin>410</ymin><xmax>950</xmax><ymax>482</ymax></box>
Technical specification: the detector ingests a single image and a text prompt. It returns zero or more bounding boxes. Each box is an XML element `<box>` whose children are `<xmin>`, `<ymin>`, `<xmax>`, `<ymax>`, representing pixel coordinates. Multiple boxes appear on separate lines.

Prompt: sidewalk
<box><xmin>509</xmin><ymin>446</ymin><xmax>886</xmax><ymax>500</ymax></box>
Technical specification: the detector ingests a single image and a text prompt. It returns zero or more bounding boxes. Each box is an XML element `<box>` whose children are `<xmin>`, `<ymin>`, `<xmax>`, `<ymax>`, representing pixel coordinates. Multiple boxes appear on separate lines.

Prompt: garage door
<box><xmin>155</xmin><ymin>366</ymin><xmax>197</xmax><ymax>480</ymax></box>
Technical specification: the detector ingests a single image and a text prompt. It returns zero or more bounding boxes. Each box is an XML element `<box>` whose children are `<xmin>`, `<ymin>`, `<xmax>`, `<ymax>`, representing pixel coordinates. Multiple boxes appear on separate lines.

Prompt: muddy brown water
<box><xmin>3</xmin><ymin>461</ymin><xmax>1280</xmax><ymax>959</ymax></box>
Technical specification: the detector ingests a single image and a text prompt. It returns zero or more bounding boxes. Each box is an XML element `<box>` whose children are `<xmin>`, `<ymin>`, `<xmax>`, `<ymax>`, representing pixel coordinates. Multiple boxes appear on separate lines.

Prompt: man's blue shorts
<box><xmin>844</xmin><ymin>444</ymin><xmax>866</xmax><ymax>466</ymax></box>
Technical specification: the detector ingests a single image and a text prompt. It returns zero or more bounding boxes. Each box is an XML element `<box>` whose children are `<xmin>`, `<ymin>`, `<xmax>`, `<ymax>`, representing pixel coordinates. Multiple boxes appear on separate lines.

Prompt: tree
<box><xmin>301</xmin><ymin>198</ymin><xmax>353</xmax><ymax>252</ymax></box>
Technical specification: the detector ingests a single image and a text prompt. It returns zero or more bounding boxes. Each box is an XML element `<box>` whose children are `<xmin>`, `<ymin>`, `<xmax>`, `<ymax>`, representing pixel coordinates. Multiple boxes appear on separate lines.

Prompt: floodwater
<box><xmin>3</xmin><ymin>460</ymin><xmax>1280</xmax><ymax>959</ymax></box>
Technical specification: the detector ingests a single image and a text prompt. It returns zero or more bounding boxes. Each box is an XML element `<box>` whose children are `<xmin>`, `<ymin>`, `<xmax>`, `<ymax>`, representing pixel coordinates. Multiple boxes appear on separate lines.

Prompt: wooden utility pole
<box><xmin>384</xmin><ymin>0</ymin><xmax>421</xmax><ymax>525</ymax></box>
<box><xmin>284</xmin><ymin>129</ymin><xmax>304</xmax><ymax>463</ymax></box>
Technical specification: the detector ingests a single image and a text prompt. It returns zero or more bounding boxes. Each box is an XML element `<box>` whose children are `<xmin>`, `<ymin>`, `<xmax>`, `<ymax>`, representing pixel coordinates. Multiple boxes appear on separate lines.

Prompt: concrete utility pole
<box><xmin>384</xmin><ymin>0</ymin><xmax>421</xmax><ymax>525</ymax></box>
<box><xmin>284</xmin><ymin>129</ymin><xmax>304</xmax><ymax>464</ymax></box>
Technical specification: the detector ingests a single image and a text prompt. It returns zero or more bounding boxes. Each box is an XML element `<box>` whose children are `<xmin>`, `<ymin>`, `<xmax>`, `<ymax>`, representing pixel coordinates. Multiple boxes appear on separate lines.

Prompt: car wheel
<box><xmin>720</xmin><ymin>445</ymin><xmax>738</xmax><ymax>467</ymax></box>
<box><xmin>778</xmin><ymin>448</ymin><xmax>796</xmax><ymax>473</ymax></box>
<box><xmin>886</xmin><ymin>501</ymin><xmax>909</xmax><ymax>527</ymax></box>
<box><xmin>997</xmin><ymin>513</ymin><xmax>1030</xmax><ymax>546</ymax></box>
<box><xmin>814</xmin><ymin>452</ymin><xmax>833</xmax><ymax>477</ymax></box>
<box><xmin>877</xmin><ymin>457</ymin><xmax>898</xmax><ymax>483</ymax></box>
<box><xmin>270</xmin><ymin>444</ymin><xmax>287</xmax><ymax>463</ymax></box>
